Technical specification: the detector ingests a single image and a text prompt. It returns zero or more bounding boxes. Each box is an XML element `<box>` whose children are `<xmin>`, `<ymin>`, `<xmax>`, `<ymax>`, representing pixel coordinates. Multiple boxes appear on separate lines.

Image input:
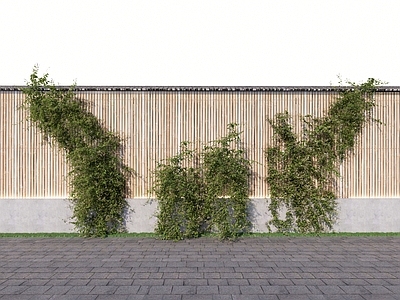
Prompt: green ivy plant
<box><xmin>202</xmin><ymin>124</ymin><xmax>251</xmax><ymax>239</ymax></box>
<box><xmin>266</xmin><ymin>78</ymin><xmax>382</xmax><ymax>233</ymax></box>
<box><xmin>152</xmin><ymin>142</ymin><xmax>205</xmax><ymax>240</ymax></box>
<box><xmin>153</xmin><ymin>124</ymin><xmax>251</xmax><ymax>240</ymax></box>
<box><xmin>22</xmin><ymin>67</ymin><xmax>131</xmax><ymax>237</ymax></box>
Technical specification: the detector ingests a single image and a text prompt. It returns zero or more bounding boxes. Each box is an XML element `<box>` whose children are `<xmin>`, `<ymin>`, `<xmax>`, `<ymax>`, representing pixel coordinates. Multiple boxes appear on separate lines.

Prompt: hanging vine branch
<box><xmin>266</xmin><ymin>78</ymin><xmax>383</xmax><ymax>233</ymax></box>
<box><xmin>23</xmin><ymin>67</ymin><xmax>131</xmax><ymax>237</ymax></box>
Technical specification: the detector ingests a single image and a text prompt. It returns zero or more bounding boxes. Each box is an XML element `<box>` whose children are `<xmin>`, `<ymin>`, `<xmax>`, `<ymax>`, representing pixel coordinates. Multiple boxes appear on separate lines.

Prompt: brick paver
<box><xmin>0</xmin><ymin>237</ymin><xmax>399</xmax><ymax>299</ymax></box>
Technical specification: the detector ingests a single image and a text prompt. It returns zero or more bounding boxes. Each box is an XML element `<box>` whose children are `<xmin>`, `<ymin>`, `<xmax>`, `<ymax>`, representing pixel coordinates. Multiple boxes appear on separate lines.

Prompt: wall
<box><xmin>1</xmin><ymin>86</ymin><xmax>400</xmax><ymax>232</ymax></box>
<box><xmin>1</xmin><ymin>198</ymin><xmax>400</xmax><ymax>233</ymax></box>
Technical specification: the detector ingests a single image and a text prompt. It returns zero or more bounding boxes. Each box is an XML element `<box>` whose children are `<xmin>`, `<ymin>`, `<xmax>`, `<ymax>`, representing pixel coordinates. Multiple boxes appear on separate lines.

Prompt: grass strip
<box><xmin>0</xmin><ymin>232</ymin><xmax>399</xmax><ymax>238</ymax></box>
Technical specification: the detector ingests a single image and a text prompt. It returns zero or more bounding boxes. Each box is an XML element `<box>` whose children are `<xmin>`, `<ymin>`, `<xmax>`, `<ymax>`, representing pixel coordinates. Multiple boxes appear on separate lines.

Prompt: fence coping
<box><xmin>1</xmin><ymin>86</ymin><xmax>400</xmax><ymax>92</ymax></box>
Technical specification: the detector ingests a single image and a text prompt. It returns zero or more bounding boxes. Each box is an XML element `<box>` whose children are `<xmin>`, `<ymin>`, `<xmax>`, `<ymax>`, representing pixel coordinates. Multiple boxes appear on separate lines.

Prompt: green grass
<box><xmin>0</xmin><ymin>233</ymin><xmax>81</xmax><ymax>238</ymax></box>
<box><xmin>0</xmin><ymin>232</ymin><xmax>399</xmax><ymax>238</ymax></box>
<box><xmin>0</xmin><ymin>232</ymin><xmax>156</xmax><ymax>238</ymax></box>
<box><xmin>244</xmin><ymin>232</ymin><xmax>400</xmax><ymax>238</ymax></box>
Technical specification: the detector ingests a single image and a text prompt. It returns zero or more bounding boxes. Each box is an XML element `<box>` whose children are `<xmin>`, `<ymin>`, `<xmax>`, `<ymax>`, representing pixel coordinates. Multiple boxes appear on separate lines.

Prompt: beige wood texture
<box><xmin>1</xmin><ymin>89</ymin><xmax>399</xmax><ymax>198</ymax></box>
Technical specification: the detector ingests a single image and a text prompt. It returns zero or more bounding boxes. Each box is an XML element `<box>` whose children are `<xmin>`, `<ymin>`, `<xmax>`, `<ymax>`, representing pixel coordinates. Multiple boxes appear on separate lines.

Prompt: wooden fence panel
<box><xmin>1</xmin><ymin>88</ymin><xmax>399</xmax><ymax>198</ymax></box>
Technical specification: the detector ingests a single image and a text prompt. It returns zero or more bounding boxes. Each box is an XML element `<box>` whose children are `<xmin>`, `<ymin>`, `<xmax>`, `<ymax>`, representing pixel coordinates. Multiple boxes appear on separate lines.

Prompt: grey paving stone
<box><xmin>218</xmin><ymin>286</ymin><xmax>240</xmax><ymax>294</ymax></box>
<box><xmin>318</xmin><ymin>285</ymin><xmax>346</xmax><ymax>295</ymax></box>
<box><xmin>279</xmin><ymin>295</ymin><xmax>317</xmax><ymax>300</ymax></box>
<box><xmin>322</xmin><ymin>279</ymin><xmax>346</xmax><ymax>285</ymax></box>
<box><xmin>1</xmin><ymin>237</ymin><xmax>400</xmax><ymax>299</ymax></box>
<box><xmin>261</xmin><ymin>285</ymin><xmax>289</xmax><ymax>294</ymax></box>
<box><xmin>125</xmin><ymin>296</ymin><xmax>145</xmax><ymax>300</ymax></box>
<box><xmin>87</xmin><ymin>279</ymin><xmax>110</xmax><ymax>286</ymax></box>
<box><xmin>51</xmin><ymin>273</ymin><xmax>71</xmax><ymax>279</ymax></box>
<box><xmin>178</xmin><ymin>273</ymin><xmax>203</xmax><ymax>279</ymax></box>
<box><xmin>362</xmin><ymin>296</ymin><xmax>399</xmax><ymax>300</ymax></box>
<box><xmin>1</xmin><ymin>279</ymin><xmax>25</xmax><ymax>286</ymax></box>
<box><xmin>204</xmin><ymin>273</ymin><xmax>221</xmax><ymax>279</ymax></box>
<box><xmin>0</xmin><ymin>296</ymin><xmax>33</xmax><ymax>300</ymax></box>
<box><xmin>227</xmin><ymin>279</ymin><xmax>249</xmax><ymax>286</ymax></box>
<box><xmin>132</xmin><ymin>273</ymin><xmax>151</xmax><ymax>279</ymax></box>
<box><xmin>291</xmin><ymin>279</ymin><xmax>325</xmax><ymax>286</ymax></box>
<box><xmin>365</xmin><ymin>278</ymin><xmax>391</xmax><ymax>285</ymax></box>
<box><xmin>133</xmin><ymin>279</ymin><xmax>164</xmax><ymax>286</ymax></box>
<box><xmin>172</xmin><ymin>286</ymin><xmax>196</xmax><ymax>295</ymax></box>
<box><xmin>108</xmin><ymin>279</ymin><xmax>133</xmax><ymax>286</ymax></box>
<box><xmin>161</xmin><ymin>296</ymin><xmax>183</xmax><ymax>300</ymax></box>
<box><xmin>96</xmin><ymin>295</ymin><xmax>129</xmax><ymax>300</ymax></box>
<box><xmin>181</xmin><ymin>296</ymin><xmax>210</xmax><ymax>300</ymax></box>
<box><xmin>234</xmin><ymin>296</ymin><xmax>267</xmax><ymax>300</ymax></box>
<box><xmin>207</xmin><ymin>279</ymin><xmax>228</xmax><ymax>286</ymax></box>
<box><xmin>106</xmin><ymin>286</ymin><xmax>137</xmax><ymax>296</ymax></box>
<box><xmin>107</xmin><ymin>273</ymin><xmax>134</xmax><ymax>279</ymax></box>
<box><xmin>148</xmin><ymin>286</ymin><xmax>172</xmax><ymax>294</ymax></box>
<box><xmin>137</xmin><ymin>286</ymin><xmax>150</xmax><ymax>294</ymax></box>
<box><xmin>339</xmin><ymin>285</ymin><xmax>371</xmax><ymax>294</ymax></box>
<box><xmin>50</xmin><ymin>296</ymin><xmax>98</xmax><ymax>300</ymax></box>
<box><xmin>386</xmin><ymin>285</ymin><xmax>400</xmax><ymax>294</ymax></box>
<box><xmin>66</xmin><ymin>279</ymin><xmax>90</xmax><ymax>286</ymax></box>
<box><xmin>44</xmin><ymin>285</ymin><xmax>72</xmax><ymax>294</ymax></box>
<box><xmin>239</xmin><ymin>285</ymin><xmax>263</xmax><ymax>294</ymax></box>
<box><xmin>211</xmin><ymin>296</ymin><xmax>234</xmax><ymax>300</ymax></box>
<box><xmin>197</xmin><ymin>286</ymin><xmax>219</xmax><ymax>294</ymax></box>
<box><xmin>90</xmin><ymin>285</ymin><xmax>119</xmax><ymax>295</ymax></box>
<box><xmin>164</xmin><ymin>279</ymin><xmax>184</xmax><ymax>286</ymax></box>
<box><xmin>364</xmin><ymin>285</ymin><xmax>393</xmax><ymax>294</ymax></box>
<box><xmin>183</xmin><ymin>279</ymin><xmax>207</xmax><ymax>286</ymax></box>
<box><xmin>21</xmin><ymin>279</ymin><xmax>50</xmax><ymax>286</ymax></box>
<box><xmin>45</xmin><ymin>279</ymin><xmax>69</xmax><ymax>286</ymax></box>
<box><xmin>342</xmin><ymin>278</ymin><xmax>374</xmax><ymax>285</ymax></box>
<box><xmin>267</xmin><ymin>278</ymin><xmax>294</xmax><ymax>286</ymax></box>
<box><xmin>286</xmin><ymin>286</ymin><xmax>312</xmax><ymax>294</ymax></box>
<box><xmin>220</xmin><ymin>273</ymin><xmax>243</xmax><ymax>279</ymax></box>
<box><xmin>258</xmin><ymin>273</ymin><xmax>286</xmax><ymax>279</ymax></box>
<box><xmin>65</xmin><ymin>286</ymin><xmax>94</xmax><ymax>294</ymax></box>
<box><xmin>66</xmin><ymin>273</ymin><xmax>93</xmax><ymax>279</ymax></box>
<box><xmin>148</xmin><ymin>273</ymin><xmax>163</xmax><ymax>279</ymax></box>
<box><xmin>0</xmin><ymin>286</ymin><xmax>28</xmax><ymax>294</ymax></box>
<box><xmin>20</xmin><ymin>285</ymin><xmax>51</xmax><ymax>294</ymax></box>
<box><xmin>27</xmin><ymin>296</ymin><xmax>53</xmax><ymax>300</ymax></box>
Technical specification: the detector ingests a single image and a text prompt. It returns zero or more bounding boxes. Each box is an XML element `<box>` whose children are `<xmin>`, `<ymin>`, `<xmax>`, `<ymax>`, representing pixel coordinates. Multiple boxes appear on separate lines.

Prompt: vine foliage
<box><xmin>266</xmin><ymin>78</ymin><xmax>382</xmax><ymax>233</ymax></box>
<box><xmin>153</xmin><ymin>124</ymin><xmax>251</xmax><ymax>240</ymax></box>
<box><xmin>23</xmin><ymin>67</ymin><xmax>131</xmax><ymax>237</ymax></box>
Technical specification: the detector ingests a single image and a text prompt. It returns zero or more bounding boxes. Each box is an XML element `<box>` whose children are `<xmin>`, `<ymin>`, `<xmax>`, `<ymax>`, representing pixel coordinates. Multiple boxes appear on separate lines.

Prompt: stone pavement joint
<box><xmin>0</xmin><ymin>237</ymin><xmax>400</xmax><ymax>299</ymax></box>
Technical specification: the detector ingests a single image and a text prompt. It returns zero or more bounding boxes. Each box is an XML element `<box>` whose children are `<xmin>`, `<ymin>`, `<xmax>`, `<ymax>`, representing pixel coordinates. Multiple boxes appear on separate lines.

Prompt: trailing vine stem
<box><xmin>266</xmin><ymin>78</ymin><xmax>383</xmax><ymax>233</ymax></box>
<box><xmin>22</xmin><ymin>67</ymin><xmax>131</xmax><ymax>237</ymax></box>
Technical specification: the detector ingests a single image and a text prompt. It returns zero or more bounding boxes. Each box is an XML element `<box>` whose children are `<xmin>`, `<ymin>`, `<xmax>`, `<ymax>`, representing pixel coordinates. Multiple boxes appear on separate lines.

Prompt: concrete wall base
<box><xmin>1</xmin><ymin>198</ymin><xmax>399</xmax><ymax>233</ymax></box>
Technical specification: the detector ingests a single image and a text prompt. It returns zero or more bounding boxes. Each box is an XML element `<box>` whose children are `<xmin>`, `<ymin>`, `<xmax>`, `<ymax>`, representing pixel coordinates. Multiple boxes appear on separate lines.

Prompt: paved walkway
<box><xmin>0</xmin><ymin>237</ymin><xmax>399</xmax><ymax>300</ymax></box>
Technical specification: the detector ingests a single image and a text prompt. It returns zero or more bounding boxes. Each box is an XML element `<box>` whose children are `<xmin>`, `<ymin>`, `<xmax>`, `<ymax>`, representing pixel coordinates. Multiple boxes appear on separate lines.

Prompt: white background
<box><xmin>1</xmin><ymin>0</ymin><xmax>399</xmax><ymax>86</ymax></box>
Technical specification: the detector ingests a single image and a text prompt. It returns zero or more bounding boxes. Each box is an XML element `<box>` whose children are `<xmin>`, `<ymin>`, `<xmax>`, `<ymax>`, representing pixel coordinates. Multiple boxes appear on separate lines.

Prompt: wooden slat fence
<box><xmin>1</xmin><ymin>87</ymin><xmax>399</xmax><ymax>198</ymax></box>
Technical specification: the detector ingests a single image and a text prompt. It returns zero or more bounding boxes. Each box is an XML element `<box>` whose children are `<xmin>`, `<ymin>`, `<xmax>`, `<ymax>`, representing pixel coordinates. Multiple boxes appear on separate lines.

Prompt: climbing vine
<box><xmin>202</xmin><ymin>124</ymin><xmax>251</xmax><ymax>239</ymax></box>
<box><xmin>153</xmin><ymin>124</ymin><xmax>251</xmax><ymax>240</ymax></box>
<box><xmin>23</xmin><ymin>67</ymin><xmax>131</xmax><ymax>237</ymax></box>
<box><xmin>152</xmin><ymin>142</ymin><xmax>205</xmax><ymax>240</ymax></box>
<box><xmin>266</xmin><ymin>78</ymin><xmax>382</xmax><ymax>233</ymax></box>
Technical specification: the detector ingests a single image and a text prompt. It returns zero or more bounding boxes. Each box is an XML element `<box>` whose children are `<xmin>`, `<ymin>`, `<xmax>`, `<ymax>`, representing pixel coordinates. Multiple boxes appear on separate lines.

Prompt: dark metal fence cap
<box><xmin>1</xmin><ymin>86</ymin><xmax>399</xmax><ymax>92</ymax></box>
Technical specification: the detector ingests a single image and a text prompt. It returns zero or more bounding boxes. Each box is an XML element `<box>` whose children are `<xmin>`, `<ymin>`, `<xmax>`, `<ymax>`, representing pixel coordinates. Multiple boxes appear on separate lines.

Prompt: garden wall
<box><xmin>1</xmin><ymin>86</ymin><xmax>400</xmax><ymax>232</ymax></box>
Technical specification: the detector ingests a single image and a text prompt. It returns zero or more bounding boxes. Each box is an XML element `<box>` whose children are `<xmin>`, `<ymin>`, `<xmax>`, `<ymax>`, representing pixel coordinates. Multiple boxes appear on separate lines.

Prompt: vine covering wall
<box><xmin>22</xmin><ymin>68</ymin><xmax>131</xmax><ymax>237</ymax></box>
<box><xmin>266</xmin><ymin>79</ymin><xmax>383</xmax><ymax>233</ymax></box>
<box><xmin>153</xmin><ymin>124</ymin><xmax>251</xmax><ymax>240</ymax></box>
<box><xmin>2</xmin><ymin>85</ymin><xmax>397</xmax><ymax>199</ymax></box>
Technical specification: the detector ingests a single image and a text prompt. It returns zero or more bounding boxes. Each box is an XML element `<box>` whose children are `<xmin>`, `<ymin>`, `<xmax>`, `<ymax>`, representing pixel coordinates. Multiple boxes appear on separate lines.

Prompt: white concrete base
<box><xmin>0</xmin><ymin>198</ymin><xmax>75</xmax><ymax>233</ymax></box>
<box><xmin>334</xmin><ymin>198</ymin><xmax>400</xmax><ymax>232</ymax></box>
<box><xmin>0</xmin><ymin>198</ymin><xmax>399</xmax><ymax>233</ymax></box>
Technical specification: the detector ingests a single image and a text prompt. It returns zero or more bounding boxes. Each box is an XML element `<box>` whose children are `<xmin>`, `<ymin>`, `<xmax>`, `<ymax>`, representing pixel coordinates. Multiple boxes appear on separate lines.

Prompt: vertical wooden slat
<box><xmin>1</xmin><ymin>88</ymin><xmax>399</xmax><ymax>199</ymax></box>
